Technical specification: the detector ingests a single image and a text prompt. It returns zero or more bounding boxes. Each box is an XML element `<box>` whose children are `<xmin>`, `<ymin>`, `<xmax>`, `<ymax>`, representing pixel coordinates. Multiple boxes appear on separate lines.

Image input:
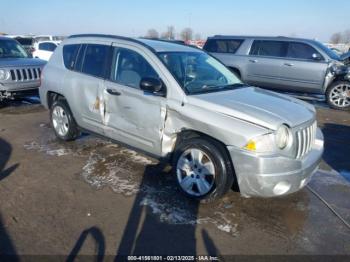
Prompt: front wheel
<box><xmin>173</xmin><ymin>137</ymin><xmax>234</xmax><ymax>202</ymax></box>
<box><xmin>326</xmin><ymin>81</ymin><xmax>350</xmax><ymax>110</ymax></box>
<box><xmin>50</xmin><ymin>99</ymin><xmax>80</xmax><ymax>141</ymax></box>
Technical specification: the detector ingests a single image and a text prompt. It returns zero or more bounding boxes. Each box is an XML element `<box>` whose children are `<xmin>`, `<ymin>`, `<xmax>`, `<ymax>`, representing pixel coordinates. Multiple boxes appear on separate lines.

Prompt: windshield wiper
<box><xmin>190</xmin><ymin>83</ymin><xmax>247</xmax><ymax>95</ymax></box>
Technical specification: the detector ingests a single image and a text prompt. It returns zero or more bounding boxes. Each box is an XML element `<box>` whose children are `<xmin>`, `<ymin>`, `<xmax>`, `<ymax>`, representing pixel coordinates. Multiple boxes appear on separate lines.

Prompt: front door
<box><xmin>103</xmin><ymin>45</ymin><xmax>167</xmax><ymax>156</ymax></box>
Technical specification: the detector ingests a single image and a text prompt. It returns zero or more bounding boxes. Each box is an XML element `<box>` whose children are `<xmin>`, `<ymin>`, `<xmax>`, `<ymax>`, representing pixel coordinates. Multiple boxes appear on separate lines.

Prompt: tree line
<box><xmin>145</xmin><ymin>26</ymin><xmax>201</xmax><ymax>41</ymax></box>
<box><xmin>330</xmin><ymin>30</ymin><xmax>350</xmax><ymax>44</ymax></box>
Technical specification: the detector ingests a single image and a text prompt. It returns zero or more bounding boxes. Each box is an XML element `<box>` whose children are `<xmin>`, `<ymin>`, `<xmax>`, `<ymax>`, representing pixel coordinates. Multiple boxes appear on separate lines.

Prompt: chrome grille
<box><xmin>295</xmin><ymin>121</ymin><xmax>317</xmax><ymax>159</ymax></box>
<box><xmin>9</xmin><ymin>67</ymin><xmax>41</xmax><ymax>81</ymax></box>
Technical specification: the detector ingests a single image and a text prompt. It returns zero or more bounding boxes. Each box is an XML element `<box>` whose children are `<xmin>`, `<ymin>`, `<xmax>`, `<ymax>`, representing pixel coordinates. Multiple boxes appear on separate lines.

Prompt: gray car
<box><xmin>39</xmin><ymin>34</ymin><xmax>324</xmax><ymax>201</ymax></box>
<box><xmin>0</xmin><ymin>36</ymin><xmax>46</xmax><ymax>101</ymax></box>
<box><xmin>203</xmin><ymin>36</ymin><xmax>350</xmax><ymax>110</ymax></box>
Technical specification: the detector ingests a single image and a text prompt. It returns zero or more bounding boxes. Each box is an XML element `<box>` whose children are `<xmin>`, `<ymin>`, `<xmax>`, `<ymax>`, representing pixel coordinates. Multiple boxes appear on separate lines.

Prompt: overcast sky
<box><xmin>1</xmin><ymin>0</ymin><xmax>349</xmax><ymax>42</ymax></box>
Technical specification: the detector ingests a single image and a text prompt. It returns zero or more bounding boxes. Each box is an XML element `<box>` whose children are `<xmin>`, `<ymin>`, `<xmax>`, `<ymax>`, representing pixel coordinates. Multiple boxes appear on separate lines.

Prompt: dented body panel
<box><xmin>40</xmin><ymin>34</ymin><xmax>324</xmax><ymax>198</ymax></box>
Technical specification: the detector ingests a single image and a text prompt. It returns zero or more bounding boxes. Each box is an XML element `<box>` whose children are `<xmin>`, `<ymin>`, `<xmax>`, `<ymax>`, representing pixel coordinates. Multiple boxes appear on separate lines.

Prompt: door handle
<box><xmin>106</xmin><ymin>88</ymin><xmax>121</xmax><ymax>96</ymax></box>
<box><xmin>249</xmin><ymin>59</ymin><xmax>258</xmax><ymax>63</ymax></box>
<box><xmin>284</xmin><ymin>63</ymin><xmax>294</xmax><ymax>67</ymax></box>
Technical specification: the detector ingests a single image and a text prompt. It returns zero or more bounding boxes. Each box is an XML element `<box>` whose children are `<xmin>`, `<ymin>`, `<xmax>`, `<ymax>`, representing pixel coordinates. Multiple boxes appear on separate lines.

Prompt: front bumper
<box><xmin>228</xmin><ymin>128</ymin><xmax>324</xmax><ymax>197</ymax></box>
<box><xmin>0</xmin><ymin>80</ymin><xmax>41</xmax><ymax>92</ymax></box>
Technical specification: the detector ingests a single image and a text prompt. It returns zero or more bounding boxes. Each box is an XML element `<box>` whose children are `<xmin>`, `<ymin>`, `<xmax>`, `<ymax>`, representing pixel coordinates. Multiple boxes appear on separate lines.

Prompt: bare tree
<box><xmin>330</xmin><ymin>32</ymin><xmax>343</xmax><ymax>44</ymax></box>
<box><xmin>145</xmin><ymin>29</ymin><xmax>159</xmax><ymax>39</ymax></box>
<box><xmin>161</xmin><ymin>26</ymin><xmax>175</xmax><ymax>40</ymax></box>
<box><xmin>180</xmin><ymin>28</ymin><xmax>193</xmax><ymax>41</ymax></box>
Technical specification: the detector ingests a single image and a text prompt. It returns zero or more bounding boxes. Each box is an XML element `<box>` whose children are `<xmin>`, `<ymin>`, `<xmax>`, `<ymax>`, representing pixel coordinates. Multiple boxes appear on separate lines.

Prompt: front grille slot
<box><xmin>8</xmin><ymin>67</ymin><xmax>41</xmax><ymax>81</ymax></box>
<box><xmin>295</xmin><ymin>121</ymin><xmax>317</xmax><ymax>159</ymax></box>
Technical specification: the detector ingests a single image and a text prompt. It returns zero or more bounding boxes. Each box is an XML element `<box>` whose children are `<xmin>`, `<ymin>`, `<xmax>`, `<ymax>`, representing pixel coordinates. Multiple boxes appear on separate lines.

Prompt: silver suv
<box><xmin>40</xmin><ymin>34</ymin><xmax>324</xmax><ymax>201</ymax></box>
<box><xmin>204</xmin><ymin>36</ymin><xmax>350</xmax><ymax>110</ymax></box>
<box><xmin>0</xmin><ymin>36</ymin><xmax>45</xmax><ymax>101</ymax></box>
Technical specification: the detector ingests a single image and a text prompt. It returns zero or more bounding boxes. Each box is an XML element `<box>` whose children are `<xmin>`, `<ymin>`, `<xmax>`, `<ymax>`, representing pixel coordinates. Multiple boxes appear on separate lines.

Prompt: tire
<box><xmin>326</xmin><ymin>81</ymin><xmax>350</xmax><ymax>110</ymax></box>
<box><xmin>173</xmin><ymin>137</ymin><xmax>234</xmax><ymax>202</ymax></box>
<box><xmin>50</xmin><ymin>99</ymin><xmax>80</xmax><ymax>141</ymax></box>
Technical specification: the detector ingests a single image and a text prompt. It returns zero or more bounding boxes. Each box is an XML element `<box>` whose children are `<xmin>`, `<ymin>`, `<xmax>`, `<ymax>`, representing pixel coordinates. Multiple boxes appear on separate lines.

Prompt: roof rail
<box><xmin>67</xmin><ymin>34</ymin><xmax>157</xmax><ymax>53</ymax></box>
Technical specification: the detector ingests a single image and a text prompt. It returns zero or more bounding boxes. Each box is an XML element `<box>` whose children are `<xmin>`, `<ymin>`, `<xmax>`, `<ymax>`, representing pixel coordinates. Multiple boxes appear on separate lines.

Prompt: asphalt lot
<box><xmin>0</xmin><ymin>97</ymin><xmax>349</xmax><ymax>259</ymax></box>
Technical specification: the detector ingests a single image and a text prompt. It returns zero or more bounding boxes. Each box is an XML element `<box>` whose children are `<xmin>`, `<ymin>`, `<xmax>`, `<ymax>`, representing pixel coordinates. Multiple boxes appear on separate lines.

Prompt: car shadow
<box><xmin>0</xmin><ymin>137</ymin><xmax>19</xmax><ymax>261</ymax></box>
<box><xmin>322</xmin><ymin>123</ymin><xmax>350</xmax><ymax>180</ymax></box>
<box><xmin>115</xmin><ymin>162</ymin><xmax>220</xmax><ymax>258</ymax></box>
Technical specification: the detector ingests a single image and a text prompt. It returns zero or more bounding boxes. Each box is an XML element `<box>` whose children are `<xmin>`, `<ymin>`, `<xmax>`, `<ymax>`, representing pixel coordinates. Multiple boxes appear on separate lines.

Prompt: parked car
<box><xmin>203</xmin><ymin>36</ymin><xmax>350</xmax><ymax>110</ymax></box>
<box><xmin>0</xmin><ymin>36</ymin><xmax>46</xmax><ymax>101</ymax></box>
<box><xmin>40</xmin><ymin>34</ymin><xmax>324</xmax><ymax>201</ymax></box>
<box><xmin>9</xmin><ymin>36</ymin><xmax>35</xmax><ymax>56</ymax></box>
<box><xmin>32</xmin><ymin>41</ymin><xmax>59</xmax><ymax>61</ymax></box>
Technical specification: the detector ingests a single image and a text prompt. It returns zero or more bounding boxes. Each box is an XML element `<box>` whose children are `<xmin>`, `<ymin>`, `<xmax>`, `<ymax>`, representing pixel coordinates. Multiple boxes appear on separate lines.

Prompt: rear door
<box><xmin>103</xmin><ymin>44</ymin><xmax>167</xmax><ymax>156</ymax></box>
<box><xmin>203</xmin><ymin>38</ymin><xmax>244</xmax><ymax>68</ymax></box>
<box><xmin>245</xmin><ymin>40</ymin><xmax>287</xmax><ymax>90</ymax></box>
<box><xmin>63</xmin><ymin>43</ymin><xmax>110</xmax><ymax>135</ymax></box>
<box><xmin>278</xmin><ymin>42</ymin><xmax>328</xmax><ymax>93</ymax></box>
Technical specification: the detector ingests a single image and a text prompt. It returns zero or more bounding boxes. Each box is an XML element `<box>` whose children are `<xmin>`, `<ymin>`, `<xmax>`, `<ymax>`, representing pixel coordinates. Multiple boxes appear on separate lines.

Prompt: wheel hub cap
<box><xmin>330</xmin><ymin>84</ymin><xmax>350</xmax><ymax>107</ymax></box>
<box><xmin>176</xmin><ymin>148</ymin><xmax>216</xmax><ymax>197</ymax></box>
<box><xmin>52</xmin><ymin>106</ymin><xmax>69</xmax><ymax>136</ymax></box>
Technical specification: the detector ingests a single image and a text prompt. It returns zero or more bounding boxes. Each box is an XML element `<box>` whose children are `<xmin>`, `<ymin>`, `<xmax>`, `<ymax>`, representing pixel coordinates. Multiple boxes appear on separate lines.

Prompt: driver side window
<box><xmin>110</xmin><ymin>47</ymin><xmax>159</xmax><ymax>89</ymax></box>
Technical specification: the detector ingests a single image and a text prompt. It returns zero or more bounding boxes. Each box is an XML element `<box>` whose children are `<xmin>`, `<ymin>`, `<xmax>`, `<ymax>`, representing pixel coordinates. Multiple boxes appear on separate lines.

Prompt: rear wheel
<box><xmin>50</xmin><ymin>99</ymin><xmax>80</xmax><ymax>141</ymax></box>
<box><xmin>326</xmin><ymin>81</ymin><xmax>350</xmax><ymax>110</ymax></box>
<box><xmin>173</xmin><ymin>137</ymin><xmax>234</xmax><ymax>202</ymax></box>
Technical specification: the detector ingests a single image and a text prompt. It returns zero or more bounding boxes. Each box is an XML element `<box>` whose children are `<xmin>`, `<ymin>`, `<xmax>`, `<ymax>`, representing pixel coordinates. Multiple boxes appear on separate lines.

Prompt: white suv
<box><xmin>33</xmin><ymin>41</ymin><xmax>59</xmax><ymax>61</ymax></box>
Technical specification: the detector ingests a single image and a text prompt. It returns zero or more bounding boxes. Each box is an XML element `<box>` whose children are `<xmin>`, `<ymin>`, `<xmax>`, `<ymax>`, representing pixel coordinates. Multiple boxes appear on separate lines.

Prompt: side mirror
<box><xmin>312</xmin><ymin>53</ymin><xmax>323</xmax><ymax>61</ymax></box>
<box><xmin>140</xmin><ymin>77</ymin><xmax>163</xmax><ymax>94</ymax></box>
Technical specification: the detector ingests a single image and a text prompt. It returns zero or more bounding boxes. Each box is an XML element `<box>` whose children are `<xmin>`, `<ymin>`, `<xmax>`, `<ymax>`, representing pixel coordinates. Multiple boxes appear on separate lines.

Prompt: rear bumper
<box><xmin>228</xmin><ymin>128</ymin><xmax>324</xmax><ymax>197</ymax></box>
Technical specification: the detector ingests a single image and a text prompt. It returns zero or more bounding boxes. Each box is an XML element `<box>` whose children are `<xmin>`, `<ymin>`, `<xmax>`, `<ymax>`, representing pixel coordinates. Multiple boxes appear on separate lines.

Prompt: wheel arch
<box><xmin>172</xmin><ymin>129</ymin><xmax>239</xmax><ymax>192</ymax></box>
<box><xmin>47</xmin><ymin>91</ymin><xmax>66</xmax><ymax>109</ymax></box>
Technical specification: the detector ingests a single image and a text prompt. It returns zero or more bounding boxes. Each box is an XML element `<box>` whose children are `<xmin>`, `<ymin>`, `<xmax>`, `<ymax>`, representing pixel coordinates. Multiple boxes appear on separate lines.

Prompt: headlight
<box><xmin>0</xmin><ymin>69</ymin><xmax>10</xmax><ymax>81</ymax></box>
<box><xmin>244</xmin><ymin>124</ymin><xmax>292</xmax><ymax>153</ymax></box>
<box><xmin>275</xmin><ymin>125</ymin><xmax>291</xmax><ymax>149</ymax></box>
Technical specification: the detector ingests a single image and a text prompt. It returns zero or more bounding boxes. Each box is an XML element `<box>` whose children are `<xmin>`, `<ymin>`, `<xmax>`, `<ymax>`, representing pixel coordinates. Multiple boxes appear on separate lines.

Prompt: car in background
<box><xmin>39</xmin><ymin>34</ymin><xmax>323</xmax><ymax>201</ymax></box>
<box><xmin>203</xmin><ymin>36</ymin><xmax>350</xmax><ymax>110</ymax></box>
<box><xmin>9</xmin><ymin>35</ymin><xmax>35</xmax><ymax>56</ymax></box>
<box><xmin>0</xmin><ymin>36</ymin><xmax>46</xmax><ymax>101</ymax></box>
<box><xmin>32</xmin><ymin>41</ymin><xmax>59</xmax><ymax>61</ymax></box>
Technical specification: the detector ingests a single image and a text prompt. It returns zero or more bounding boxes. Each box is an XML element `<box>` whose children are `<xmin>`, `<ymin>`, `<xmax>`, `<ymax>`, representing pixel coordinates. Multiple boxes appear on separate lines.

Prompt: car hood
<box><xmin>191</xmin><ymin>87</ymin><xmax>315</xmax><ymax>130</ymax></box>
<box><xmin>0</xmin><ymin>58</ymin><xmax>46</xmax><ymax>68</ymax></box>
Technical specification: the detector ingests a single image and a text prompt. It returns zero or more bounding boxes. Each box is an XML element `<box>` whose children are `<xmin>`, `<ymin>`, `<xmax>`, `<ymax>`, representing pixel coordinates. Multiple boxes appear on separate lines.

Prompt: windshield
<box><xmin>0</xmin><ymin>39</ymin><xmax>29</xmax><ymax>58</ymax></box>
<box><xmin>158</xmin><ymin>51</ymin><xmax>243</xmax><ymax>94</ymax></box>
<box><xmin>312</xmin><ymin>41</ymin><xmax>341</xmax><ymax>61</ymax></box>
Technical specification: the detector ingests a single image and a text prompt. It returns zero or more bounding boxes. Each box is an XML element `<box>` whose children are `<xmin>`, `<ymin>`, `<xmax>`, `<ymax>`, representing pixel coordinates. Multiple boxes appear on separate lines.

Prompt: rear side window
<box><xmin>63</xmin><ymin>44</ymin><xmax>80</xmax><ymax>70</ymax></box>
<box><xmin>250</xmin><ymin>40</ymin><xmax>287</xmax><ymax>57</ymax></box>
<box><xmin>204</xmin><ymin>39</ymin><xmax>243</xmax><ymax>53</ymax></box>
<box><xmin>39</xmin><ymin>42</ymin><xmax>57</xmax><ymax>51</ymax></box>
<box><xmin>286</xmin><ymin>42</ymin><xmax>323</xmax><ymax>60</ymax></box>
<box><xmin>81</xmin><ymin>44</ymin><xmax>109</xmax><ymax>78</ymax></box>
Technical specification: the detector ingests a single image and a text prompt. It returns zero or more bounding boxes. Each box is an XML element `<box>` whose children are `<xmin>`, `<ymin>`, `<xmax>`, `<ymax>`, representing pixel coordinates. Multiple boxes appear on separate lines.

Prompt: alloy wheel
<box><xmin>52</xmin><ymin>105</ymin><xmax>69</xmax><ymax>137</ymax></box>
<box><xmin>176</xmin><ymin>148</ymin><xmax>216</xmax><ymax>196</ymax></box>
